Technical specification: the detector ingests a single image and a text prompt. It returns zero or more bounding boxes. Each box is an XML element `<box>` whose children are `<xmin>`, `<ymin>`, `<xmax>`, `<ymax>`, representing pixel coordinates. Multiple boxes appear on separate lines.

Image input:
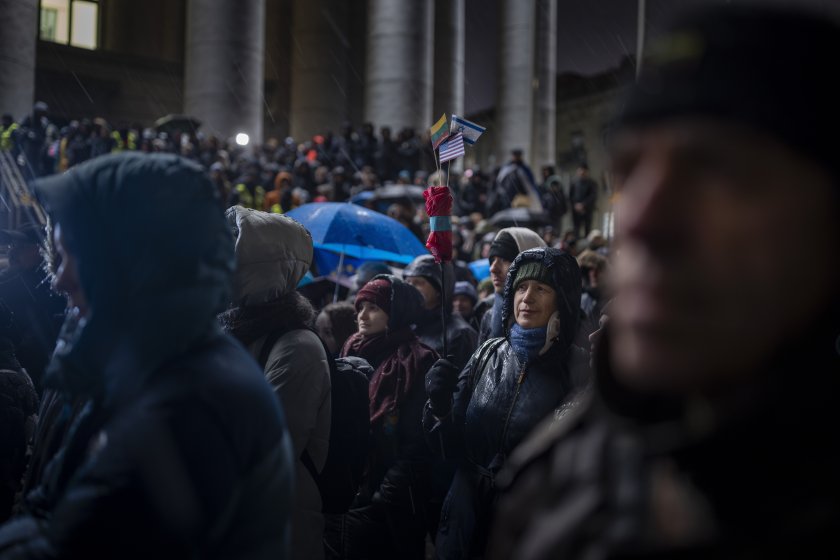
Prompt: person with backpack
<box><xmin>422</xmin><ymin>247</ymin><xmax>589</xmax><ymax>559</ymax></box>
<box><xmin>219</xmin><ymin>206</ymin><xmax>331</xmax><ymax>560</ymax></box>
<box><xmin>328</xmin><ymin>275</ymin><xmax>438</xmax><ymax>560</ymax></box>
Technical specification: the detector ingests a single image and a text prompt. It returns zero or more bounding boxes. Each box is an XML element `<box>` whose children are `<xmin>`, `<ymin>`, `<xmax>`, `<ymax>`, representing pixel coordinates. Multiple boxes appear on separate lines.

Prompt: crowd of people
<box><xmin>2</xmin><ymin>102</ymin><xmax>605</xmax><ymax>261</ymax></box>
<box><xmin>0</xmin><ymin>4</ymin><xmax>838</xmax><ymax>559</ymax></box>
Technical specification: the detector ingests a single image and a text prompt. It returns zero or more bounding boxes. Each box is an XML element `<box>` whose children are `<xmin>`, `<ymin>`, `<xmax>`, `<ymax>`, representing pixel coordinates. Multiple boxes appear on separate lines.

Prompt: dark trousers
<box><xmin>572</xmin><ymin>210</ymin><xmax>593</xmax><ymax>238</ymax></box>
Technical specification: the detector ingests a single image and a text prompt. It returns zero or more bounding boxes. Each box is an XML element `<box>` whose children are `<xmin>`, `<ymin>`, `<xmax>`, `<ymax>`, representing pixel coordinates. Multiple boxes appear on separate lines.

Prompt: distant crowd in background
<box><xmin>1</xmin><ymin>103</ymin><xmax>605</xmax><ymax>257</ymax></box>
<box><xmin>2</xmin><ymin>4</ymin><xmax>839</xmax><ymax>558</ymax></box>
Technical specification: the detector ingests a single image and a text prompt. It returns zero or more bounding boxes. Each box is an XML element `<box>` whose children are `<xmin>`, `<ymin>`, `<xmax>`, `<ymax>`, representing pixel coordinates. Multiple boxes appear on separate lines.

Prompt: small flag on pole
<box><xmin>439</xmin><ymin>132</ymin><xmax>465</xmax><ymax>163</ymax></box>
<box><xmin>449</xmin><ymin>115</ymin><xmax>486</xmax><ymax>145</ymax></box>
<box><xmin>430</xmin><ymin>114</ymin><xmax>450</xmax><ymax>149</ymax></box>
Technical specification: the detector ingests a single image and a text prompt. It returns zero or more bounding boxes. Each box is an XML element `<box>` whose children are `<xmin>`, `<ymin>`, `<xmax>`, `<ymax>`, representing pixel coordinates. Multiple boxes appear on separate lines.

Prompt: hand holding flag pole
<box><xmin>424</xmin><ymin>114</ymin><xmax>484</xmax><ymax>359</ymax></box>
<box><xmin>423</xmin><ymin>185</ymin><xmax>453</xmax><ymax>358</ymax></box>
<box><xmin>426</xmin><ymin>112</ymin><xmax>484</xmax><ymax>458</ymax></box>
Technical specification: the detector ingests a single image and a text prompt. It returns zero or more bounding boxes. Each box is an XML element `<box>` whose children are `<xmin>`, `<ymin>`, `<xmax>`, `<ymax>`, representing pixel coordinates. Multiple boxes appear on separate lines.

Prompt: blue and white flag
<box><xmin>439</xmin><ymin>132</ymin><xmax>465</xmax><ymax>163</ymax></box>
<box><xmin>449</xmin><ymin>115</ymin><xmax>486</xmax><ymax>145</ymax></box>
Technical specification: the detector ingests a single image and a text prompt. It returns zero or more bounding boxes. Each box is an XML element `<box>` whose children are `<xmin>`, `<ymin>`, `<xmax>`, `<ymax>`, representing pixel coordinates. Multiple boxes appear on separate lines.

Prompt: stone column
<box><xmin>347</xmin><ymin>0</ymin><xmax>367</xmax><ymax>126</ymax></box>
<box><xmin>184</xmin><ymin>0</ymin><xmax>265</xmax><ymax>143</ymax></box>
<box><xmin>532</xmin><ymin>0</ymin><xmax>557</xmax><ymax>169</ymax></box>
<box><xmin>496</xmin><ymin>0</ymin><xmax>536</xmax><ymax>165</ymax></box>
<box><xmin>290</xmin><ymin>0</ymin><xmax>349</xmax><ymax>140</ymax></box>
<box><xmin>433</xmin><ymin>0</ymin><xmax>464</xmax><ymax>118</ymax></box>
<box><xmin>264</xmin><ymin>0</ymin><xmax>292</xmax><ymax>140</ymax></box>
<box><xmin>0</xmin><ymin>0</ymin><xmax>38</xmax><ymax>121</ymax></box>
<box><xmin>364</xmin><ymin>0</ymin><xmax>433</xmax><ymax>132</ymax></box>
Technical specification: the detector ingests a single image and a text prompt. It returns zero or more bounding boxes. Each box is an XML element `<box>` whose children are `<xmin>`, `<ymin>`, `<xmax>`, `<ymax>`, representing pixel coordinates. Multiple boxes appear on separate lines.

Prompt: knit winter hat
<box><xmin>488</xmin><ymin>231</ymin><xmax>519</xmax><ymax>263</ymax></box>
<box><xmin>453</xmin><ymin>281</ymin><xmax>478</xmax><ymax>305</ymax></box>
<box><xmin>616</xmin><ymin>5</ymin><xmax>840</xmax><ymax>183</ymax></box>
<box><xmin>355</xmin><ymin>277</ymin><xmax>392</xmax><ymax>316</ymax></box>
<box><xmin>512</xmin><ymin>261</ymin><xmax>555</xmax><ymax>293</ymax></box>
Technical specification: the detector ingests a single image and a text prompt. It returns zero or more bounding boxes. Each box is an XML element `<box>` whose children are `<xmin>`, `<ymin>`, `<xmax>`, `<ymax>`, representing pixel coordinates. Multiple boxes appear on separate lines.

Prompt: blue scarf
<box><xmin>509</xmin><ymin>323</ymin><xmax>547</xmax><ymax>367</ymax></box>
<box><xmin>490</xmin><ymin>292</ymin><xmax>505</xmax><ymax>338</ymax></box>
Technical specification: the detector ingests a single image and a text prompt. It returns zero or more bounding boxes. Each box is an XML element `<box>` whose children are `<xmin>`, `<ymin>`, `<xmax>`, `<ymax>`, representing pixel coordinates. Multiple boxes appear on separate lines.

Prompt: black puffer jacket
<box><xmin>423</xmin><ymin>248</ymin><xmax>588</xmax><ymax>559</ymax></box>
<box><xmin>0</xmin><ymin>153</ymin><xmax>295</xmax><ymax>559</ymax></box>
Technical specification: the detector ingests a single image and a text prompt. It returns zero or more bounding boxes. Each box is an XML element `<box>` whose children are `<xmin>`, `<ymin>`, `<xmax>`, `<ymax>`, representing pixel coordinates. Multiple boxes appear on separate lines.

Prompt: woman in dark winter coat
<box><xmin>423</xmin><ymin>247</ymin><xmax>587</xmax><ymax>559</ymax></box>
<box><xmin>329</xmin><ymin>275</ymin><xmax>438</xmax><ymax>560</ymax></box>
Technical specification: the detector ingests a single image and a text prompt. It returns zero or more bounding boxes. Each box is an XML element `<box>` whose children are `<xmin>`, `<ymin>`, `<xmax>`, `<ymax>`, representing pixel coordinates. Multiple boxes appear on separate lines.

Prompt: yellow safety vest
<box><xmin>0</xmin><ymin>123</ymin><xmax>18</xmax><ymax>150</ymax></box>
<box><xmin>234</xmin><ymin>183</ymin><xmax>266</xmax><ymax>209</ymax></box>
<box><xmin>111</xmin><ymin>130</ymin><xmax>125</xmax><ymax>152</ymax></box>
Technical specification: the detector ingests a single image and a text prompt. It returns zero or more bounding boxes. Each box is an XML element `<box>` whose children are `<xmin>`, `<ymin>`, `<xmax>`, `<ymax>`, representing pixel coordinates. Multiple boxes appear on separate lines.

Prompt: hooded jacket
<box><xmin>423</xmin><ymin>247</ymin><xmax>588</xmax><ymax>560</ymax></box>
<box><xmin>478</xmin><ymin>227</ymin><xmax>547</xmax><ymax>344</ymax></box>
<box><xmin>1</xmin><ymin>153</ymin><xmax>294</xmax><ymax>559</ymax></box>
<box><xmin>403</xmin><ymin>255</ymin><xmax>478</xmax><ymax>370</ymax></box>
<box><xmin>219</xmin><ymin>207</ymin><xmax>330</xmax><ymax>560</ymax></box>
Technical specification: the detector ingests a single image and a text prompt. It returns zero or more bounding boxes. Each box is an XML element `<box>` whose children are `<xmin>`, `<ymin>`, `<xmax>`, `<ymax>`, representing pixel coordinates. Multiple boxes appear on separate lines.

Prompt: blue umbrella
<box><xmin>286</xmin><ymin>202</ymin><xmax>428</xmax><ymax>264</ymax></box>
<box><xmin>349</xmin><ymin>191</ymin><xmax>375</xmax><ymax>206</ymax></box>
<box><xmin>469</xmin><ymin>258</ymin><xmax>490</xmax><ymax>281</ymax></box>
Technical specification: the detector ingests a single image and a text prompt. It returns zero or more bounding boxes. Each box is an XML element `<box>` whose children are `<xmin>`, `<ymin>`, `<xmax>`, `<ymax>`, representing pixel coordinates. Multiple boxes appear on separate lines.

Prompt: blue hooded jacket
<box><xmin>0</xmin><ymin>153</ymin><xmax>294</xmax><ymax>559</ymax></box>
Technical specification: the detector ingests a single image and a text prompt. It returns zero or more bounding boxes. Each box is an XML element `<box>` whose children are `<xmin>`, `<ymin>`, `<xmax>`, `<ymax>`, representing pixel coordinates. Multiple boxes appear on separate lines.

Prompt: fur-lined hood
<box><xmin>502</xmin><ymin>247</ymin><xmax>582</xmax><ymax>353</ymax></box>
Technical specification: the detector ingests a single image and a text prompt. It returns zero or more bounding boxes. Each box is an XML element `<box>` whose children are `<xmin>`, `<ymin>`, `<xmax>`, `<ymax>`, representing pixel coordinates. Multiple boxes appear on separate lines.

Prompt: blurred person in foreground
<box><xmin>0</xmin><ymin>223</ymin><xmax>66</xmax><ymax>393</ymax></box>
<box><xmin>489</xmin><ymin>6</ymin><xmax>840</xmax><ymax>559</ymax></box>
<box><xmin>0</xmin><ymin>301</ymin><xmax>38</xmax><ymax>523</ymax></box>
<box><xmin>0</xmin><ymin>152</ymin><xmax>294</xmax><ymax>558</ymax></box>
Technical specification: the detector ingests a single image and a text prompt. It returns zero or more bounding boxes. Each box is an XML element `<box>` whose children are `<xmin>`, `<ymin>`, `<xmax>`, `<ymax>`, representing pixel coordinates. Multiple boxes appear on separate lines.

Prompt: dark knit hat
<box><xmin>403</xmin><ymin>255</ymin><xmax>456</xmax><ymax>304</ymax></box>
<box><xmin>512</xmin><ymin>261</ymin><xmax>554</xmax><ymax>293</ymax></box>
<box><xmin>616</xmin><ymin>5</ymin><xmax>840</xmax><ymax>181</ymax></box>
<box><xmin>488</xmin><ymin>231</ymin><xmax>519</xmax><ymax>263</ymax></box>
<box><xmin>453</xmin><ymin>281</ymin><xmax>478</xmax><ymax>304</ymax></box>
<box><xmin>355</xmin><ymin>277</ymin><xmax>392</xmax><ymax>315</ymax></box>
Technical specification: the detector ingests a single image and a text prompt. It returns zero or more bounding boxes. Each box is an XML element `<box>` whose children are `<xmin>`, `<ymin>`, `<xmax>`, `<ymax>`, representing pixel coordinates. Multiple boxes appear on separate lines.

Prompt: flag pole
<box><xmin>440</xmin><ymin>263</ymin><xmax>448</xmax><ymax>358</ymax></box>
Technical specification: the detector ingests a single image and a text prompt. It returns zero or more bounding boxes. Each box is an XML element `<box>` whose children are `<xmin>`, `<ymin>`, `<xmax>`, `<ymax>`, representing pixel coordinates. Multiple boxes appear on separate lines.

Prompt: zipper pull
<box><xmin>517</xmin><ymin>368</ymin><xmax>526</xmax><ymax>384</ymax></box>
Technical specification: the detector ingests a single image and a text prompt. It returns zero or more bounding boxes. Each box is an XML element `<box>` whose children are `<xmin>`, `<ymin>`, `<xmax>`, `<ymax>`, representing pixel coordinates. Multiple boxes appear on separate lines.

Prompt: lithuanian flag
<box><xmin>430</xmin><ymin>114</ymin><xmax>450</xmax><ymax>149</ymax></box>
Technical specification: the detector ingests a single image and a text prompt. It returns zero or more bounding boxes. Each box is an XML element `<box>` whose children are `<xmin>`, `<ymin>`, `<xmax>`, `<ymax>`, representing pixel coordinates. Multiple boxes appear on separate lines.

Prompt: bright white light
<box><xmin>235</xmin><ymin>133</ymin><xmax>250</xmax><ymax>146</ymax></box>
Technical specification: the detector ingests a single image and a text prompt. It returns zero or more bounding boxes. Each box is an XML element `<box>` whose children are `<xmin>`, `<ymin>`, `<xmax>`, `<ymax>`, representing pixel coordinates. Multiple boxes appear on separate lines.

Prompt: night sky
<box><xmin>464</xmin><ymin>0</ymin><xmax>840</xmax><ymax>114</ymax></box>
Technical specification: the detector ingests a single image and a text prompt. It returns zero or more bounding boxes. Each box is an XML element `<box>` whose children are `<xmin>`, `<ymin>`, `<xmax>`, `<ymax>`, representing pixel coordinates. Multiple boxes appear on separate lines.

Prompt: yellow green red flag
<box><xmin>430</xmin><ymin>114</ymin><xmax>450</xmax><ymax>149</ymax></box>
